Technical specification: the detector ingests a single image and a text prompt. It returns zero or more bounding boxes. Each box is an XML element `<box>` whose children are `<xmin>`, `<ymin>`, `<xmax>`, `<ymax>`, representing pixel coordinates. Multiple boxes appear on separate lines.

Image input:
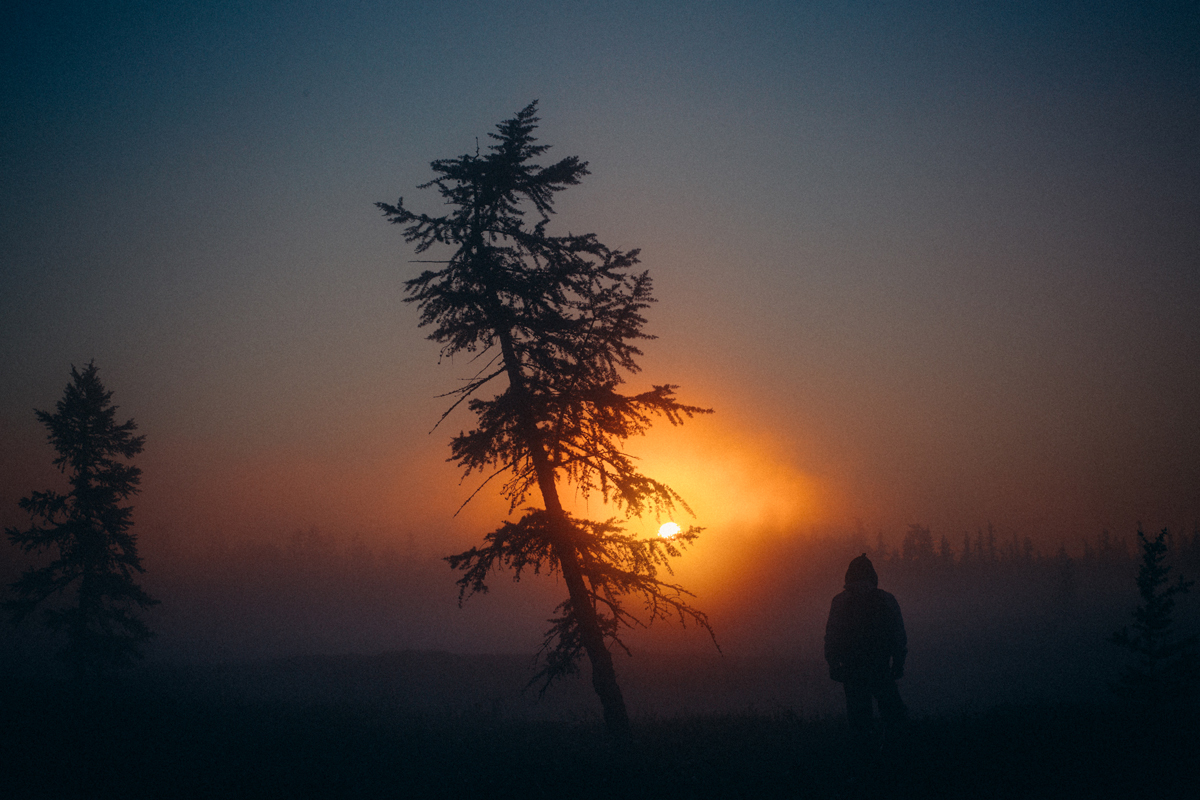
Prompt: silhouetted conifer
<box><xmin>1004</xmin><ymin>531</ymin><xmax>1019</xmax><ymax>563</ymax></box>
<box><xmin>938</xmin><ymin>534</ymin><xmax>954</xmax><ymax>566</ymax></box>
<box><xmin>379</xmin><ymin>102</ymin><xmax>714</xmax><ymax>741</ymax></box>
<box><xmin>874</xmin><ymin>531</ymin><xmax>890</xmax><ymax>561</ymax></box>
<box><xmin>901</xmin><ymin>523</ymin><xmax>934</xmax><ymax>563</ymax></box>
<box><xmin>1110</xmin><ymin>528</ymin><xmax>1199</xmax><ymax>707</ymax></box>
<box><xmin>5</xmin><ymin>362</ymin><xmax>157</xmax><ymax>677</ymax></box>
<box><xmin>1054</xmin><ymin>544</ymin><xmax>1075</xmax><ymax>601</ymax></box>
<box><xmin>1182</xmin><ymin>524</ymin><xmax>1200</xmax><ymax>579</ymax></box>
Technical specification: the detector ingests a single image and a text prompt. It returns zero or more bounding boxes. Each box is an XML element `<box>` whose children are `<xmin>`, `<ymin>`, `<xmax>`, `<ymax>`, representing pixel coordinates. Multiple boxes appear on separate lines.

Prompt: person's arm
<box><xmin>825</xmin><ymin>595</ymin><xmax>847</xmax><ymax>681</ymax></box>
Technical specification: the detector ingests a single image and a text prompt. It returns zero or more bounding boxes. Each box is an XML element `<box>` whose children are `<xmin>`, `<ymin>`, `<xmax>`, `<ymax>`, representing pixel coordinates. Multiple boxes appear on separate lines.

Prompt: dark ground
<box><xmin>2</xmin><ymin>652</ymin><xmax>1196</xmax><ymax>799</ymax></box>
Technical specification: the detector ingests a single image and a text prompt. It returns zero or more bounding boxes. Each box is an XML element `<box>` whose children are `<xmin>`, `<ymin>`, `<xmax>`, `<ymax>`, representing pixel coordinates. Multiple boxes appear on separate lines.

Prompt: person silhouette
<box><xmin>824</xmin><ymin>553</ymin><xmax>907</xmax><ymax>769</ymax></box>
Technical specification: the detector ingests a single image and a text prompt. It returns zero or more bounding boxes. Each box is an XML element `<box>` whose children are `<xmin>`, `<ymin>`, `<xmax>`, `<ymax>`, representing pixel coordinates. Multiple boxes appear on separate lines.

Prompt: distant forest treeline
<box><xmin>142</xmin><ymin>518</ymin><xmax>1200</xmax><ymax>576</ymax></box>
<box><xmin>871</xmin><ymin>522</ymin><xmax>1200</xmax><ymax>572</ymax></box>
<box><xmin>6</xmin><ymin>518</ymin><xmax>1197</xmax><ymax>714</ymax></box>
<box><xmin>121</xmin><ymin>520</ymin><xmax>1200</xmax><ymax>624</ymax></box>
<box><xmin>126</xmin><ymin>520</ymin><xmax>1200</xmax><ymax>649</ymax></box>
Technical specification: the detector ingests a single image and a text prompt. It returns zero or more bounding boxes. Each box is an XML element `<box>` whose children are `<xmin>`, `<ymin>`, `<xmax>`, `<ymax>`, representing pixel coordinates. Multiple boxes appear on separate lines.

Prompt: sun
<box><xmin>658</xmin><ymin>522</ymin><xmax>681</xmax><ymax>538</ymax></box>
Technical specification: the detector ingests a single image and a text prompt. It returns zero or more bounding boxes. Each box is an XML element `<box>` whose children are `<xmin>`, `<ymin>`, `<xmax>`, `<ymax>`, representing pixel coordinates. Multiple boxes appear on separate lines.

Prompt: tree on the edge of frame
<box><xmin>1110</xmin><ymin>527</ymin><xmax>1199</xmax><ymax>707</ymax></box>
<box><xmin>5</xmin><ymin>361</ymin><xmax>158</xmax><ymax>678</ymax></box>
<box><xmin>378</xmin><ymin>102</ymin><xmax>715</xmax><ymax>741</ymax></box>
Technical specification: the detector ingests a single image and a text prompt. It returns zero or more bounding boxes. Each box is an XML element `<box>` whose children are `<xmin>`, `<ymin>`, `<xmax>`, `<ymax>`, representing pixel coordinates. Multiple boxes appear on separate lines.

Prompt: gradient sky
<box><xmin>3</xmin><ymin>0</ymin><xmax>1198</xmax><ymax>588</ymax></box>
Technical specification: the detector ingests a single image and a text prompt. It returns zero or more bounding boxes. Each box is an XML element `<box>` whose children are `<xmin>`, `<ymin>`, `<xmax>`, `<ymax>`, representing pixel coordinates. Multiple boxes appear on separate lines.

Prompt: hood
<box><xmin>844</xmin><ymin>553</ymin><xmax>878</xmax><ymax>587</ymax></box>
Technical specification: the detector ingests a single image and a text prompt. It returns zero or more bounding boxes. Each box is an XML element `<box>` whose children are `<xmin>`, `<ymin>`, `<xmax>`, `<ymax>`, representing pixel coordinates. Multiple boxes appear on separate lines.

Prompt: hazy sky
<box><xmin>3</xmin><ymin>1</ymin><xmax>1198</xmax><ymax>576</ymax></box>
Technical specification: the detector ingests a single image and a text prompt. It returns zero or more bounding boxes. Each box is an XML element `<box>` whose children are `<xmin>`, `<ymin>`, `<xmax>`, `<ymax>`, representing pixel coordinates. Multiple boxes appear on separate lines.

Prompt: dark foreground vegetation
<box><xmin>3</xmin><ymin>657</ymin><xmax>1195</xmax><ymax>800</ymax></box>
<box><xmin>4</xmin><ymin>523</ymin><xmax>1197</xmax><ymax>797</ymax></box>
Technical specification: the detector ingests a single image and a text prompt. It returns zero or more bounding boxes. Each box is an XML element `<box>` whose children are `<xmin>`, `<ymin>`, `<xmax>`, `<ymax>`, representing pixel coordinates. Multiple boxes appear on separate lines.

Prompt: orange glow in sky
<box><xmin>629</xmin><ymin>418</ymin><xmax>837</xmax><ymax>536</ymax></box>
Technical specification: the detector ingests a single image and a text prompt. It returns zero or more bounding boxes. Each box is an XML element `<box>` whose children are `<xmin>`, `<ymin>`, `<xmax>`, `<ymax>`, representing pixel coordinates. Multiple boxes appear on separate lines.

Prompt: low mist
<box><xmin>7</xmin><ymin>519</ymin><xmax>1193</xmax><ymax>721</ymax></box>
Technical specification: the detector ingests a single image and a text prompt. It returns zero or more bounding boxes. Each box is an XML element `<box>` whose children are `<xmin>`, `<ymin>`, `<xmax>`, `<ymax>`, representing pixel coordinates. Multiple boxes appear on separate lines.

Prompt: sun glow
<box><xmin>632</xmin><ymin>418</ymin><xmax>836</xmax><ymax>542</ymax></box>
<box><xmin>658</xmin><ymin>522</ymin><xmax>681</xmax><ymax>538</ymax></box>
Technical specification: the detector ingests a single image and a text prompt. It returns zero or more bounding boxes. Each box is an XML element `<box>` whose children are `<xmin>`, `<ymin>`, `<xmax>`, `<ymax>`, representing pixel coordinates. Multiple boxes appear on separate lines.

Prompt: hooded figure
<box><xmin>825</xmin><ymin>554</ymin><xmax>907</xmax><ymax>759</ymax></box>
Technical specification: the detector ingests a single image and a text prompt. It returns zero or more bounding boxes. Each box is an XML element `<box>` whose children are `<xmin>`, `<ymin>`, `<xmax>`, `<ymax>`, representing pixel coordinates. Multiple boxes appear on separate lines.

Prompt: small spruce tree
<box><xmin>1110</xmin><ymin>527</ymin><xmax>1199</xmax><ymax>706</ymax></box>
<box><xmin>5</xmin><ymin>362</ymin><xmax>158</xmax><ymax>677</ymax></box>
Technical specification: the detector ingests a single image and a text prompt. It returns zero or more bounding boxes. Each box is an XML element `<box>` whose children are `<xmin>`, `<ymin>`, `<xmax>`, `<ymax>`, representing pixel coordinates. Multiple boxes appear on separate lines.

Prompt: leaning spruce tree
<box><xmin>379</xmin><ymin>102</ymin><xmax>714</xmax><ymax>740</ymax></box>
<box><xmin>5</xmin><ymin>362</ymin><xmax>158</xmax><ymax>677</ymax></box>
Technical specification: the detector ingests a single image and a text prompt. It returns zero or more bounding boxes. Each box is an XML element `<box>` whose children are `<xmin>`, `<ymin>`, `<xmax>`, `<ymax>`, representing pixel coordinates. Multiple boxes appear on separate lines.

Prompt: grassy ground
<box><xmin>3</xmin><ymin>673</ymin><xmax>1196</xmax><ymax>800</ymax></box>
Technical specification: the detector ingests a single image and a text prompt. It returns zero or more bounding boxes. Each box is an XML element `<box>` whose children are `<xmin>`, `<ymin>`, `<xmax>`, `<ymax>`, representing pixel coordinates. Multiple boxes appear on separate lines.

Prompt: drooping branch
<box><xmin>447</xmin><ymin>510</ymin><xmax>717</xmax><ymax>693</ymax></box>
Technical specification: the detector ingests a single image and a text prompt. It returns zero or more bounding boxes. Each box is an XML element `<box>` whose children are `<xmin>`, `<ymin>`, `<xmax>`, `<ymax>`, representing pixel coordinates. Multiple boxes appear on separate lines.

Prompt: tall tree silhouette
<box><xmin>5</xmin><ymin>362</ymin><xmax>157</xmax><ymax>677</ymax></box>
<box><xmin>378</xmin><ymin>102</ymin><xmax>714</xmax><ymax>741</ymax></box>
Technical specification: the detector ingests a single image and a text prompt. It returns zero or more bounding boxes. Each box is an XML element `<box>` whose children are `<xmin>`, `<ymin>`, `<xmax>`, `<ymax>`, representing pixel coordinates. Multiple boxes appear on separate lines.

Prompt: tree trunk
<box><xmin>525</xmin><ymin>398</ymin><xmax>633</xmax><ymax>744</ymax></box>
<box><xmin>490</xmin><ymin>311</ymin><xmax>633</xmax><ymax>743</ymax></box>
<box><xmin>547</xmin><ymin>503</ymin><xmax>632</xmax><ymax>743</ymax></box>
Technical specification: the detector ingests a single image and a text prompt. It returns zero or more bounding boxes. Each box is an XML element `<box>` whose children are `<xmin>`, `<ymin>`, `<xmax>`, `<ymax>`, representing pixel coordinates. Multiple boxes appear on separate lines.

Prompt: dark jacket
<box><xmin>824</xmin><ymin>579</ymin><xmax>907</xmax><ymax>683</ymax></box>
